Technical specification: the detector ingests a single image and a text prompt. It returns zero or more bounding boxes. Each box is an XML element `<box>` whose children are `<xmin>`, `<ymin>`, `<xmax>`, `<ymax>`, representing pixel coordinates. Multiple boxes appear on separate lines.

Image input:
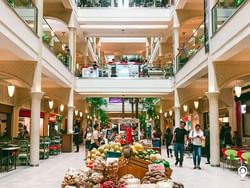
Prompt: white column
<box><xmin>30</xmin><ymin>92</ymin><xmax>43</xmax><ymax>166</ymax></box>
<box><xmin>206</xmin><ymin>92</ymin><xmax>220</xmax><ymax>166</ymax></box>
<box><xmin>67</xmin><ymin>88</ymin><xmax>74</xmax><ymax>134</ymax></box>
<box><xmin>174</xmin><ymin>88</ymin><xmax>181</xmax><ymax>128</ymax></box>
<box><xmin>30</xmin><ymin>0</ymin><xmax>43</xmax><ymax>167</ymax></box>
<box><xmin>173</xmin><ymin>11</ymin><xmax>180</xmax><ymax>73</ymax></box>
<box><xmin>68</xmin><ymin>27</ymin><xmax>76</xmax><ymax>72</ymax></box>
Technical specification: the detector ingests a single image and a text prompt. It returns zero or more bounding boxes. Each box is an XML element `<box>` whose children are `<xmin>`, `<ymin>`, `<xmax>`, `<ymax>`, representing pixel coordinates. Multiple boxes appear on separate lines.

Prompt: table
<box><xmin>1</xmin><ymin>147</ymin><xmax>20</xmax><ymax>172</ymax></box>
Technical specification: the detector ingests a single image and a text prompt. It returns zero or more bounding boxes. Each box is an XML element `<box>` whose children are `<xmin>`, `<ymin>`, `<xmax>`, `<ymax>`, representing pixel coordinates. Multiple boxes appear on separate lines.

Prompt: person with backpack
<box><xmin>189</xmin><ymin>124</ymin><xmax>205</xmax><ymax>169</ymax></box>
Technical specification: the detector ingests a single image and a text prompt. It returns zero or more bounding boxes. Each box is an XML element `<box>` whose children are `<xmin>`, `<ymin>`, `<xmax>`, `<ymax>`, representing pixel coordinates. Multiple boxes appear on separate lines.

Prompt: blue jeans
<box><xmin>174</xmin><ymin>143</ymin><xmax>184</xmax><ymax>164</ymax></box>
<box><xmin>193</xmin><ymin>145</ymin><xmax>202</xmax><ymax>166</ymax></box>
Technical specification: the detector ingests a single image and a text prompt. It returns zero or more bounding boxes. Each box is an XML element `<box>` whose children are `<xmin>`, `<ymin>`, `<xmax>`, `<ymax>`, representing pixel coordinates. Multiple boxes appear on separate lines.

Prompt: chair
<box><xmin>242</xmin><ymin>152</ymin><xmax>250</xmax><ymax>174</ymax></box>
<box><xmin>17</xmin><ymin>140</ymin><xmax>29</xmax><ymax>165</ymax></box>
<box><xmin>224</xmin><ymin>149</ymin><xmax>240</xmax><ymax>169</ymax></box>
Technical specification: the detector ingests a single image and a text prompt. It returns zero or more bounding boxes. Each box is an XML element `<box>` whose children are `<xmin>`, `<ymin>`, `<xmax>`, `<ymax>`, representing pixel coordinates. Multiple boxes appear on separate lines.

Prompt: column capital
<box><xmin>30</xmin><ymin>91</ymin><xmax>44</xmax><ymax>99</ymax></box>
<box><xmin>173</xmin><ymin>106</ymin><xmax>180</xmax><ymax>110</ymax></box>
<box><xmin>67</xmin><ymin>105</ymin><xmax>75</xmax><ymax>110</ymax></box>
<box><xmin>205</xmin><ymin>91</ymin><xmax>220</xmax><ymax>100</ymax></box>
<box><xmin>68</xmin><ymin>26</ymin><xmax>77</xmax><ymax>31</ymax></box>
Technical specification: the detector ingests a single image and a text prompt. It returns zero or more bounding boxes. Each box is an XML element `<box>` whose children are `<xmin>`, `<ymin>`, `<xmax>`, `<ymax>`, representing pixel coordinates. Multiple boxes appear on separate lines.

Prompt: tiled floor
<box><xmin>0</xmin><ymin>146</ymin><xmax>249</xmax><ymax>188</ymax></box>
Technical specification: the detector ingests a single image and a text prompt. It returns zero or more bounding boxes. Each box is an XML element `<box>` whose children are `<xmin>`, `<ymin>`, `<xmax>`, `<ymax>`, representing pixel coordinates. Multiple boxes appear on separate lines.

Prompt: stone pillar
<box><xmin>68</xmin><ymin>27</ymin><xmax>76</xmax><ymax>72</ymax></box>
<box><xmin>67</xmin><ymin>88</ymin><xmax>74</xmax><ymax>134</ymax></box>
<box><xmin>173</xmin><ymin>11</ymin><xmax>180</xmax><ymax>73</ymax></box>
<box><xmin>30</xmin><ymin>92</ymin><xmax>43</xmax><ymax>166</ymax></box>
<box><xmin>30</xmin><ymin>0</ymin><xmax>43</xmax><ymax>167</ymax></box>
<box><xmin>174</xmin><ymin>88</ymin><xmax>181</xmax><ymax>128</ymax></box>
<box><xmin>206</xmin><ymin>92</ymin><xmax>220</xmax><ymax>166</ymax></box>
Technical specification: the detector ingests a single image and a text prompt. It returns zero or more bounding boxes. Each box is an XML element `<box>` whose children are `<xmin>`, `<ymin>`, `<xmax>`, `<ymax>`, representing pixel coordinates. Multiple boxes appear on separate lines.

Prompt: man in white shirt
<box><xmin>91</xmin><ymin>124</ymin><xmax>100</xmax><ymax>150</ymax></box>
<box><xmin>189</xmin><ymin>124</ymin><xmax>204</xmax><ymax>169</ymax></box>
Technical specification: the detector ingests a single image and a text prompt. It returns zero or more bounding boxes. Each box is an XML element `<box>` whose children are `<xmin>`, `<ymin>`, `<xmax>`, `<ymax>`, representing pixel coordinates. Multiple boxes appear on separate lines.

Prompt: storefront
<box><xmin>0</xmin><ymin>104</ymin><xmax>13</xmax><ymax>139</ymax></box>
<box><xmin>18</xmin><ymin>109</ymin><xmax>45</xmax><ymax>136</ymax></box>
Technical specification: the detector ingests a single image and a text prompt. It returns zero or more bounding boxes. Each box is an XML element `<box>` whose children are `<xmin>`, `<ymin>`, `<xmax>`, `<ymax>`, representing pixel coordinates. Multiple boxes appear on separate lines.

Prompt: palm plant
<box><xmin>86</xmin><ymin>98</ymin><xmax>109</xmax><ymax>126</ymax></box>
<box><xmin>140</xmin><ymin>98</ymin><xmax>159</xmax><ymax>128</ymax></box>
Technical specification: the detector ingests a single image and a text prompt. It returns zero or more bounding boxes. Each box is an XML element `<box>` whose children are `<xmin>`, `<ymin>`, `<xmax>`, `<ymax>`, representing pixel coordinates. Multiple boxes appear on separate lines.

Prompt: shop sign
<box><xmin>119</xmin><ymin>119</ymin><xmax>139</xmax><ymax>124</ymax></box>
<box><xmin>148</xmin><ymin>164</ymin><xmax>165</xmax><ymax>173</ymax></box>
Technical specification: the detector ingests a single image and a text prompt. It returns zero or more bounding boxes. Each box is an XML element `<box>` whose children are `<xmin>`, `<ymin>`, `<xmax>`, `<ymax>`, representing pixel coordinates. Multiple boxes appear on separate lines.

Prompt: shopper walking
<box><xmin>90</xmin><ymin>123</ymin><xmax>100</xmax><ymax>150</ymax></box>
<box><xmin>172</xmin><ymin>121</ymin><xmax>188</xmax><ymax>167</ymax></box>
<box><xmin>189</xmin><ymin>124</ymin><xmax>204</xmax><ymax>169</ymax></box>
<box><xmin>73</xmin><ymin>125</ymin><xmax>80</xmax><ymax>152</ymax></box>
<box><xmin>165</xmin><ymin>128</ymin><xmax>173</xmax><ymax>158</ymax></box>
<box><xmin>85</xmin><ymin>127</ymin><xmax>92</xmax><ymax>151</ymax></box>
<box><xmin>204</xmin><ymin>126</ymin><xmax>210</xmax><ymax>164</ymax></box>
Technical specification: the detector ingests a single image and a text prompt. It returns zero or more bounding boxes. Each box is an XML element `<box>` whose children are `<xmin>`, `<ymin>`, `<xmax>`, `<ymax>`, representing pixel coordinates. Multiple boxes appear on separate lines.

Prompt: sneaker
<box><xmin>197</xmin><ymin>166</ymin><xmax>201</xmax><ymax>170</ymax></box>
<box><xmin>193</xmin><ymin>166</ymin><xmax>197</xmax><ymax>169</ymax></box>
<box><xmin>179</xmin><ymin>163</ymin><xmax>183</xmax><ymax>167</ymax></box>
<box><xmin>175</xmin><ymin>160</ymin><xmax>179</xmax><ymax>166</ymax></box>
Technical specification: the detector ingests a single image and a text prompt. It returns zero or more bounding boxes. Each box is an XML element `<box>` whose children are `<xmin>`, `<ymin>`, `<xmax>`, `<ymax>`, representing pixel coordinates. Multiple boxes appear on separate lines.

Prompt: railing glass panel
<box><xmin>212</xmin><ymin>0</ymin><xmax>246</xmax><ymax>34</ymax></box>
<box><xmin>176</xmin><ymin>22</ymin><xmax>204</xmax><ymax>72</ymax></box>
<box><xmin>6</xmin><ymin>0</ymin><xmax>38</xmax><ymax>33</ymax></box>
<box><xmin>76</xmin><ymin>0</ymin><xmax>173</xmax><ymax>8</ymax></box>
<box><xmin>42</xmin><ymin>19</ymin><xmax>72</xmax><ymax>71</ymax></box>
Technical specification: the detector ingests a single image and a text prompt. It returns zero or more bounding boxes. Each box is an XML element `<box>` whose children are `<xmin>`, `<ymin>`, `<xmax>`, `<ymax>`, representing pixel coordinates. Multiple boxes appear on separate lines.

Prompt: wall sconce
<box><xmin>48</xmin><ymin>100</ymin><xmax>53</xmax><ymax>109</ymax></box>
<box><xmin>169</xmin><ymin>110</ymin><xmax>172</xmax><ymax>117</ymax></box>
<box><xmin>85</xmin><ymin>109</ymin><xmax>88</xmax><ymax>114</ymax></box>
<box><xmin>159</xmin><ymin>109</ymin><xmax>162</xmax><ymax>114</ymax></box>
<box><xmin>7</xmin><ymin>85</ymin><xmax>15</xmax><ymax>97</ymax></box>
<box><xmin>60</xmin><ymin>104</ymin><xmax>64</xmax><ymax>112</ymax></box>
<box><xmin>194</xmin><ymin>101</ymin><xmax>199</xmax><ymax>109</ymax></box>
<box><xmin>183</xmin><ymin>104</ymin><xmax>188</xmax><ymax>112</ymax></box>
<box><xmin>79</xmin><ymin>112</ymin><xmax>83</xmax><ymax>117</ymax></box>
<box><xmin>87</xmin><ymin>115</ymin><xmax>90</xmax><ymax>119</ymax></box>
<box><xmin>234</xmin><ymin>86</ymin><xmax>241</xmax><ymax>98</ymax></box>
<box><xmin>164</xmin><ymin>112</ymin><xmax>167</xmax><ymax>118</ymax></box>
<box><xmin>75</xmin><ymin>110</ymin><xmax>78</xmax><ymax>116</ymax></box>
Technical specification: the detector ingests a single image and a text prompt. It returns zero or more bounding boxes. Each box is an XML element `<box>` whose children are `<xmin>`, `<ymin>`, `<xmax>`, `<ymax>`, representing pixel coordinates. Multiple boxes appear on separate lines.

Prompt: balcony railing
<box><xmin>76</xmin><ymin>0</ymin><xmax>173</xmax><ymax>8</ymax></box>
<box><xmin>212</xmin><ymin>0</ymin><xmax>246</xmax><ymax>34</ymax></box>
<box><xmin>42</xmin><ymin>19</ymin><xmax>72</xmax><ymax>71</ymax></box>
<box><xmin>5</xmin><ymin>0</ymin><xmax>38</xmax><ymax>33</ymax></box>
<box><xmin>176</xmin><ymin>21</ymin><xmax>204</xmax><ymax>72</ymax></box>
<box><xmin>76</xmin><ymin>62</ymin><xmax>173</xmax><ymax>79</ymax></box>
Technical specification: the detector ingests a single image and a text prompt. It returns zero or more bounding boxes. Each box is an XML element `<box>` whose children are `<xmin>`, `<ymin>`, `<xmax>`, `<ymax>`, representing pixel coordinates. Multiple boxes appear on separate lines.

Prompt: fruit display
<box><xmin>87</xmin><ymin>143</ymin><xmax>123</xmax><ymax>162</ymax></box>
<box><xmin>93</xmin><ymin>157</ymin><xmax>106</xmax><ymax>173</ymax></box>
<box><xmin>105</xmin><ymin>160</ymin><xmax>119</xmax><ymax>181</ymax></box>
<box><xmin>130</xmin><ymin>143</ymin><xmax>144</xmax><ymax>154</ymax></box>
<box><xmin>62</xmin><ymin>168</ymin><xmax>99</xmax><ymax>188</ymax></box>
<box><xmin>141</xmin><ymin>170</ymin><xmax>167</xmax><ymax>184</ymax></box>
<box><xmin>153</xmin><ymin>159</ymin><xmax>170</xmax><ymax>168</ymax></box>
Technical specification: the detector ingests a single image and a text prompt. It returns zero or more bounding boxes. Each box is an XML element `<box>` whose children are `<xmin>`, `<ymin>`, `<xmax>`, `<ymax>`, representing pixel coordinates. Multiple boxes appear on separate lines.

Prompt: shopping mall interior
<box><xmin>0</xmin><ymin>0</ymin><xmax>250</xmax><ymax>187</ymax></box>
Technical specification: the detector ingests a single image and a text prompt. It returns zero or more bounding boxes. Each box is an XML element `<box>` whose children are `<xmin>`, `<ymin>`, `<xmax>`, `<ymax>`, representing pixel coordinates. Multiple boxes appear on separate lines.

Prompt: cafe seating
<box><xmin>224</xmin><ymin>149</ymin><xmax>240</xmax><ymax>170</ymax></box>
<box><xmin>17</xmin><ymin>140</ymin><xmax>29</xmax><ymax>165</ymax></box>
<box><xmin>242</xmin><ymin>152</ymin><xmax>250</xmax><ymax>174</ymax></box>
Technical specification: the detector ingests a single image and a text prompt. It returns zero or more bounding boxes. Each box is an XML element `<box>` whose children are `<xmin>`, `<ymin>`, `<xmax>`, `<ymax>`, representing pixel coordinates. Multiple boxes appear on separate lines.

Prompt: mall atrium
<box><xmin>0</xmin><ymin>0</ymin><xmax>250</xmax><ymax>187</ymax></box>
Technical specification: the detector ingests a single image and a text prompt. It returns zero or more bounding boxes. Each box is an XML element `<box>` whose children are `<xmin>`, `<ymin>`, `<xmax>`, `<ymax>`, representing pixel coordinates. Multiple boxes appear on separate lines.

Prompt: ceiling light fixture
<box><xmin>60</xmin><ymin>104</ymin><xmax>64</xmax><ymax>112</ymax></box>
<box><xmin>75</xmin><ymin>110</ymin><xmax>78</xmax><ymax>116</ymax></box>
<box><xmin>234</xmin><ymin>85</ymin><xmax>242</xmax><ymax>98</ymax></box>
<box><xmin>169</xmin><ymin>110</ymin><xmax>172</xmax><ymax>117</ymax></box>
<box><xmin>164</xmin><ymin>112</ymin><xmax>167</xmax><ymax>118</ymax></box>
<box><xmin>48</xmin><ymin>100</ymin><xmax>54</xmax><ymax>109</ymax></box>
<box><xmin>194</xmin><ymin>101</ymin><xmax>199</xmax><ymax>109</ymax></box>
<box><xmin>183</xmin><ymin>104</ymin><xmax>188</xmax><ymax>112</ymax></box>
<box><xmin>7</xmin><ymin>85</ymin><xmax>15</xmax><ymax>97</ymax></box>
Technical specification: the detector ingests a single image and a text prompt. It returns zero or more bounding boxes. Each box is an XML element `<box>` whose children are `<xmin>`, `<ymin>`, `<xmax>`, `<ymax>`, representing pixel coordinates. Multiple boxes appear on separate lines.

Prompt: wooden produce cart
<box><xmin>118</xmin><ymin>157</ymin><xmax>172</xmax><ymax>180</ymax></box>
